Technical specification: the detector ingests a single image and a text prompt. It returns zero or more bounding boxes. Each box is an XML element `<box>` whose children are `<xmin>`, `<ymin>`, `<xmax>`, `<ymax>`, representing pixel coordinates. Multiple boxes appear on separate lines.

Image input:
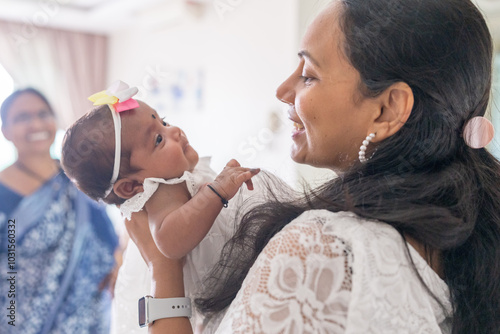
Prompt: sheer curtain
<box><xmin>0</xmin><ymin>20</ymin><xmax>108</xmax><ymax>128</ymax></box>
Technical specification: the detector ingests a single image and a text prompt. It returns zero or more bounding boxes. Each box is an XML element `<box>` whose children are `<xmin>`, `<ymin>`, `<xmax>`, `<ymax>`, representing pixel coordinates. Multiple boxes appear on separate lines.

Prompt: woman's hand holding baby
<box><xmin>125</xmin><ymin>211</ymin><xmax>191</xmax><ymax>334</ymax></box>
<box><xmin>209</xmin><ymin>159</ymin><xmax>260</xmax><ymax>202</ymax></box>
<box><xmin>124</xmin><ymin>210</ymin><xmax>177</xmax><ymax>268</ymax></box>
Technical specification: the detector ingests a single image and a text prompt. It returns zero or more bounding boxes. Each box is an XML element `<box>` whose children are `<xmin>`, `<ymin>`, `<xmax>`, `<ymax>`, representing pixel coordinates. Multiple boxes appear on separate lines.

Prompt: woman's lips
<box><xmin>290</xmin><ymin>119</ymin><xmax>305</xmax><ymax>138</ymax></box>
<box><xmin>288</xmin><ymin>109</ymin><xmax>305</xmax><ymax>138</ymax></box>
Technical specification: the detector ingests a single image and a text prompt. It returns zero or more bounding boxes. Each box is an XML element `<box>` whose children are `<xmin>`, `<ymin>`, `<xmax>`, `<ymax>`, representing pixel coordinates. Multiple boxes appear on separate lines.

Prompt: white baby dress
<box><xmin>111</xmin><ymin>157</ymin><xmax>265</xmax><ymax>334</ymax></box>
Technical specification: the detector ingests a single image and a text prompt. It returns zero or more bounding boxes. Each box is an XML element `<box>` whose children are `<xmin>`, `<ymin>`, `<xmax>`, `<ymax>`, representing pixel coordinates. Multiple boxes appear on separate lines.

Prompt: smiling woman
<box><xmin>126</xmin><ymin>0</ymin><xmax>500</xmax><ymax>333</ymax></box>
<box><xmin>0</xmin><ymin>88</ymin><xmax>119</xmax><ymax>334</ymax></box>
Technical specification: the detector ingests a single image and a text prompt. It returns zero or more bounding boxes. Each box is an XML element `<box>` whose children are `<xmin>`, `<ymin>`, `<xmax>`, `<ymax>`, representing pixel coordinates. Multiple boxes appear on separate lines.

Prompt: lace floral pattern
<box><xmin>217</xmin><ymin>214</ymin><xmax>353</xmax><ymax>334</ymax></box>
<box><xmin>215</xmin><ymin>210</ymin><xmax>452</xmax><ymax>334</ymax></box>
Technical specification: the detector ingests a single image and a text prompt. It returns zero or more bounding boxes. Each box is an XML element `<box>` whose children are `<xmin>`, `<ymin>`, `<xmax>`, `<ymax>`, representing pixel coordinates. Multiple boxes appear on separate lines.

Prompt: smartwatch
<box><xmin>138</xmin><ymin>295</ymin><xmax>192</xmax><ymax>328</ymax></box>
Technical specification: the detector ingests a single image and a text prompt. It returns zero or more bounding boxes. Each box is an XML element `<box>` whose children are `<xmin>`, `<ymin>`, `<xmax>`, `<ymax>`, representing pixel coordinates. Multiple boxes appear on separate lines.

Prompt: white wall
<box><xmin>108</xmin><ymin>0</ymin><xmax>305</xmax><ymax>184</ymax></box>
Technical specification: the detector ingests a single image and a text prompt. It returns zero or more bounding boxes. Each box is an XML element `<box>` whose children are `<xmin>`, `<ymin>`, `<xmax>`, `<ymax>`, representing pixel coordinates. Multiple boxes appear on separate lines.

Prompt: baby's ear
<box><xmin>113</xmin><ymin>178</ymin><xmax>144</xmax><ymax>199</ymax></box>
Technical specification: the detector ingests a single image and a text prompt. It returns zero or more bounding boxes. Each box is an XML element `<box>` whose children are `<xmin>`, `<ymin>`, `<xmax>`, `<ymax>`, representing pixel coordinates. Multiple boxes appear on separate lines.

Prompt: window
<box><xmin>491</xmin><ymin>54</ymin><xmax>500</xmax><ymax>160</ymax></box>
<box><xmin>0</xmin><ymin>64</ymin><xmax>15</xmax><ymax>170</ymax></box>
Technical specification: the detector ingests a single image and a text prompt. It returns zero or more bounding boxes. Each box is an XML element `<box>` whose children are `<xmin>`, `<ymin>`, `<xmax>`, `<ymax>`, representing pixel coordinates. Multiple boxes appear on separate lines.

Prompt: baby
<box><xmin>61</xmin><ymin>81</ymin><xmax>262</xmax><ymax>331</ymax></box>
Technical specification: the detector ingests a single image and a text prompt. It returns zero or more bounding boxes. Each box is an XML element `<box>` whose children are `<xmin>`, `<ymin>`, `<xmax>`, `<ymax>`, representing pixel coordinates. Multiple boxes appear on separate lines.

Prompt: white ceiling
<box><xmin>0</xmin><ymin>0</ymin><xmax>188</xmax><ymax>34</ymax></box>
<box><xmin>0</xmin><ymin>0</ymin><xmax>499</xmax><ymax>35</ymax></box>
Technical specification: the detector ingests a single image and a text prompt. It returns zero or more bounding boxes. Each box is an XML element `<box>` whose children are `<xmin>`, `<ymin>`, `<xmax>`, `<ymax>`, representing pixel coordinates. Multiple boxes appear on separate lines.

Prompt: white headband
<box><xmin>88</xmin><ymin>80</ymin><xmax>139</xmax><ymax>199</ymax></box>
<box><xmin>103</xmin><ymin>104</ymin><xmax>122</xmax><ymax>197</ymax></box>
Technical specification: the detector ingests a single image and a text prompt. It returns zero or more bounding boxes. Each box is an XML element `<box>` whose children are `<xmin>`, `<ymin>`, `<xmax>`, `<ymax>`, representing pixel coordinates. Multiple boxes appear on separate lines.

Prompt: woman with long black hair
<box><xmin>127</xmin><ymin>0</ymin><xmax>500</xmax><ymax>333</ymax></box>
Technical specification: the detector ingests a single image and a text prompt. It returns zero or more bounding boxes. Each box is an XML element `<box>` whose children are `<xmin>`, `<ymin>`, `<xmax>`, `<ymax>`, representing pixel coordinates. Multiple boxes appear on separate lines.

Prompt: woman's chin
<box><xmin>17</xmin><ymin>142</ymin><xmax>53</xmax><ymax>156</ymax></box>
<box><xmin>290</xmin><ymin>151</ymin><xmax>338</xmax><ymax>170</ymax></box>
<box><xmin>290</xmin><ymin>147</ymin><xmax>307</xmax><ymax>165</ymax></box>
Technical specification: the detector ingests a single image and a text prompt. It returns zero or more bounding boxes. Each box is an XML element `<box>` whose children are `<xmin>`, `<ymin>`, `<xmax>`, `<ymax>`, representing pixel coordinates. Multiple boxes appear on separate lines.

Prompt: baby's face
<box><xmin>122</xmin><ymin>101</ymin><xmax>199</xmax><ymax>181</ymax></box>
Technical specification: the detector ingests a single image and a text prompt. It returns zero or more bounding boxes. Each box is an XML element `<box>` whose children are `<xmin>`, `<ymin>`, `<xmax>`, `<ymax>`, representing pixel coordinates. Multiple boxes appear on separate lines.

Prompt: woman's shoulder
<box><xmin>281</xmin><ymin>209</ymin><xmax>452</xmax><ymax>332</ymax></box>
<box><xmin>217</xmin><ymin>210</ymin><xmax>425</xmax><ymax>333</ymax></box>
<box><xmin>285</xmin><ymin>209</ymin><xmax>444</xmax><ymax>278</ymax></box>
<box><xmin>0</xmin><ymin>168</ymin><xmax>24</xmax><ymax>217</ymax></box>
<box><xmin>259</xmin><ymin>210</ymin><xmax>360</xmax><ymax>261</ymax></box>
<box><xmin>217</xmin><ymin>210</ymin><xmax>451</xmax><ymax>333</ymax></box>
<box><xmin>286</xmin><ymin>209</ymin><xmax>399</xmax><ymax>244</ymax></box>
<box><xmin>216</xmin><ymin>209</ymin><xmax>356</xmax><ymax>333</ymax></box>
<box><xmin>0</xmin><ymin>164</ymin><xmax>18</xmax><ymax>189</ymax></box>
<box><xmin>284</xmin><ymin>209</ymin><xmax>412</xmax><ymax>271</ymax></box>
<box><xmin>274</xmin><ymin>209</ymin><xmax>412</xmax><ymax>276</ymax></box>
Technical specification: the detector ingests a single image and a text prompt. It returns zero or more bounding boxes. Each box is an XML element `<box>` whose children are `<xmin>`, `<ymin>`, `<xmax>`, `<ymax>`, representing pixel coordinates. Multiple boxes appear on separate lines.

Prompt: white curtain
<box><xmin>0</xmin><ymin>20</ymin><xmax>108</xmax><ymax>128</ymax></box>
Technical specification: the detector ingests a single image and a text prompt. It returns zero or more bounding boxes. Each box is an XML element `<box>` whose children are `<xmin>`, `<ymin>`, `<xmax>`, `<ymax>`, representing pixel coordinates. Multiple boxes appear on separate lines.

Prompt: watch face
<box><xmin>138</xmin><ymin>297</ymin><xmax>147</xmax><ymax>327</ymax></box>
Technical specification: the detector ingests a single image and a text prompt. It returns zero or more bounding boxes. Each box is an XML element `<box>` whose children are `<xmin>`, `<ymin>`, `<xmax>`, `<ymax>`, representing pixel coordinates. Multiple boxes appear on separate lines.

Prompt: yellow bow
<box><xmin>88</xmin><ymin>90</ymin><xmax>118</xmax><ymax>106</ymax></box>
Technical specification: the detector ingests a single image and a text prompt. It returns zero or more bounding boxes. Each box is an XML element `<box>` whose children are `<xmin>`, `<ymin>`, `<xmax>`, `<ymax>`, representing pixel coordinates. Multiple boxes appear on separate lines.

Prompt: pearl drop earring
<box><xmin>359</xmin><ymin>133</ymin><xmax>376</xmax><ymax>163</ymax></box>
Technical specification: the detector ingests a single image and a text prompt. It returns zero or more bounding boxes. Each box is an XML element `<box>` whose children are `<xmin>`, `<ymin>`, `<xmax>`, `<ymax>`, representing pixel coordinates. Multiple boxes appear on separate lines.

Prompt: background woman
<box><xmin>0</xmin><ymin>88</ymin><xmax>119</xmax><ymax>334</ymax></box>
<box><xmin>128</xmin><ymin>0</ymin><xmax>500</xmax><ymax>333</ymax></box>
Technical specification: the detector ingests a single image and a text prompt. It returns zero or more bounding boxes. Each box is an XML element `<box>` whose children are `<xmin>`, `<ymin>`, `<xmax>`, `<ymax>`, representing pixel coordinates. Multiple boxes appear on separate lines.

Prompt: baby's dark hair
<box><xmin>61</xmin><ymin>105</ymin><xmax>135</xmax><ymax>204</ymax></box>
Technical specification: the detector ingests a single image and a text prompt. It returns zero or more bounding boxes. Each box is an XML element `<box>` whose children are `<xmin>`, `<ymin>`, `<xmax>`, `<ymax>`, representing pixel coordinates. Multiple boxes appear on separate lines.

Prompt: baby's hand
<box><xmin>210</xmin><ymin>159</ymin><xmax>260</xmax><ymax>201</ymax></box>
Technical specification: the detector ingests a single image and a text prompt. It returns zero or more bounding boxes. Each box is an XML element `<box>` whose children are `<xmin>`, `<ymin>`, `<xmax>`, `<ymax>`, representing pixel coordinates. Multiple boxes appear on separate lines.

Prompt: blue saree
<box><xmin>0</xmin><ymin>171</ymin><xmax>118</xmax><ymax>334</ymax></box>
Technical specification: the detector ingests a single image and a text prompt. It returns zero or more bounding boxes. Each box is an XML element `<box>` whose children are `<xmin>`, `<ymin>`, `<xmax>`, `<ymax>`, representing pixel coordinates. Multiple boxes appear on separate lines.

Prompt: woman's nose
<box><xmin>276</xmin><ymin>75</ymin><xmax>295</xmax><ymax>105</ymax></box>
<box><xmin>28</xmin><ymin>114</ymin><xmax>48</xmax><ymax>129</ymax></box>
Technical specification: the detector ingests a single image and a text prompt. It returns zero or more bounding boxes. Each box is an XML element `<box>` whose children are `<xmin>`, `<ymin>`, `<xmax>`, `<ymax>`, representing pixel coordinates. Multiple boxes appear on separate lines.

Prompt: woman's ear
<box><xmin>371</xmin><ymin>82</ymin><xmax>414</xmax><ymax>142</ymax></box>
<box><xmin>113</xmin><ymin>178</ymin><xmax>144</xmax><ymax>199</ymax></box>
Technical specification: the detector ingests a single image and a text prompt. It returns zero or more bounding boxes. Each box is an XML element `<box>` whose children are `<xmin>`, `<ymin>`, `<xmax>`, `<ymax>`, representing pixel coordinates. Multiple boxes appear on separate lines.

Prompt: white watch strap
<box><xmin>149</xmin><ymin>297</ymin><xmax>192</xmax><ymax>323</ymax></box>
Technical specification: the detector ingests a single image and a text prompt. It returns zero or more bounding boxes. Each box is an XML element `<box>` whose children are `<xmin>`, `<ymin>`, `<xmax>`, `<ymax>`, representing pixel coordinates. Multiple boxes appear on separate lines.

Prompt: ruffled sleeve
<box><xmin>120</xmin><ymin>157</ymin><xmax>215</xmax><ymax>220</ymax></box>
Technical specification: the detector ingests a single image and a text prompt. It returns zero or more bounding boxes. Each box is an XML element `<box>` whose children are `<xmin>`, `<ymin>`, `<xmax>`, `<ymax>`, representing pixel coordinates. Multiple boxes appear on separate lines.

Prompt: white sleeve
<box><xmin>214</xmin><ymin>210</ymin><xmax>452</xmax><ymax>334</ymax></box>
<box><xmin>216</xmin><ymin>216</ymin><xmax>353</xmax><ymax>334</ymax></box>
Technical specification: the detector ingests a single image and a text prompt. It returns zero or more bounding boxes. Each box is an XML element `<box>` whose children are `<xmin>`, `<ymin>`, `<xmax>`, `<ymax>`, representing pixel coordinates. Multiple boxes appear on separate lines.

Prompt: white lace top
<box><xmin>213</xmin><ymin>210</ymin><xmax>453</xmax><ymax>334</ymax></box>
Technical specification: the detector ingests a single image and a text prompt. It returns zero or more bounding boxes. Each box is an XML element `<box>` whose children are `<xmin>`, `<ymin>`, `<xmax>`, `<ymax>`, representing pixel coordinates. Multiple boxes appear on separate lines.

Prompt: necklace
<box><xmin>14</xmin><ymin>160</ymin><xmax>59</xmax><ymax>184</ymax></box>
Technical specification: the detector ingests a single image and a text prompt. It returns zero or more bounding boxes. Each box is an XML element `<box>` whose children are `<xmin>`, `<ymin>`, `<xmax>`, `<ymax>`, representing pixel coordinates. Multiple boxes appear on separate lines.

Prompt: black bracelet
<box><xmin>207</xmin><ymin>184</ymin><xmax>228</xmax><ymax>208</ymax></box>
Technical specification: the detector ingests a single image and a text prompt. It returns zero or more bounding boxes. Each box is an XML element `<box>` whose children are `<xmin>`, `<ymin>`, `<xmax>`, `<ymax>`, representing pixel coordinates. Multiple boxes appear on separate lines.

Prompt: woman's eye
<box><xmin>155</xmin><ymin>134</ymin><xmax>163</xmax><ymax>146</ymax></box>
<box><xmin>162</xmin><ymin>118</ymin><xmax>169</xmax><ymax>126</ymax></box>
<box><xmin>300</xmin><ymin>76</ymin><xmax>314</xmax><ymax>85</ymax></box>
